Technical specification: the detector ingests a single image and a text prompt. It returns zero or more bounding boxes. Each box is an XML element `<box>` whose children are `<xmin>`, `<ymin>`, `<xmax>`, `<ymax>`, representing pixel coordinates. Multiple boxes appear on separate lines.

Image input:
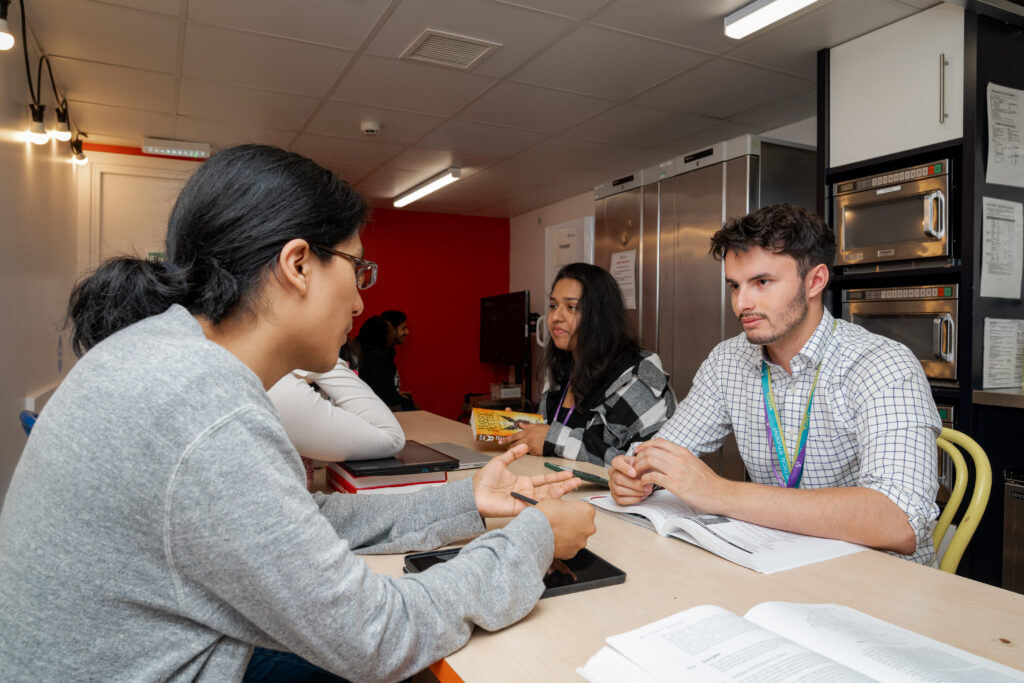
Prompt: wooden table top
<box><xmin>369</xmin><ymin>411</ymin><xmax>1024</xmax><ymax>680</ymax></box>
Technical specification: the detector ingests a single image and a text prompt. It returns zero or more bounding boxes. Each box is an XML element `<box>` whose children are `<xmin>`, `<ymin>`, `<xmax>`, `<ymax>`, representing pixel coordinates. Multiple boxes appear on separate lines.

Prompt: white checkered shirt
<box><xmin>657</xmin><ymin>307</ymin><xmax>941</xmax><ymax>565</ymax></box>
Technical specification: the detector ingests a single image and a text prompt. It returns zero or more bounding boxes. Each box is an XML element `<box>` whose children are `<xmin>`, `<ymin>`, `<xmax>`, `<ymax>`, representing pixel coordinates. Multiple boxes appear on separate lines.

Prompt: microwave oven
<box><xmin>842</xmin><ymin>284</ymin><xmax>957</xmax><ymax>386</ymax></box>
<box><xmin>833</xmin><ymin>160</ymin><xmax>950</xmax><ymax>267</ymax></box>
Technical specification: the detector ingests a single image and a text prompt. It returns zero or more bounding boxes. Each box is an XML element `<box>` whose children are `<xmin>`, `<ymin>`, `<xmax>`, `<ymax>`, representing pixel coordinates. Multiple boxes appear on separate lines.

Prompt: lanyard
<box><xmin>760</xmin><ymin>321</ymin><xmax>835</xmax><ymax>488</ymax></box>
<box><xmin>553</xmin><ymin>382</ymin><xmax>575</xmax><ymax>425</ymax></box>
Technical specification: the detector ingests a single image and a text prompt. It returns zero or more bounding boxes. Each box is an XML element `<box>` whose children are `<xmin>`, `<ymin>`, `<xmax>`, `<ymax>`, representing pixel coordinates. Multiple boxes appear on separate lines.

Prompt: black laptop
<box><xmin>340</xmin><ymin>440</ymin><xmax>459</xmax><ymax>477</ymax></box>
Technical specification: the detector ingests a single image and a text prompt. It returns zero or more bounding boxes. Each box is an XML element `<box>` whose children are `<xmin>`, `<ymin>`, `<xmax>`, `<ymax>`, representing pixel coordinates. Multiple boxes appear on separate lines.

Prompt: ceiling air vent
<box><xmin>400</xmin><ymin>29</ymin><xmax>501</xmax><ymax>70</ymax></box>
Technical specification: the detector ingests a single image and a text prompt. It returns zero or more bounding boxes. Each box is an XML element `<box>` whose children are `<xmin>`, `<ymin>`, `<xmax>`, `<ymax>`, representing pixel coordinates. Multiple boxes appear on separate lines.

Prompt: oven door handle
<box><xmin>923</xmin><ymin>190</ymin><xmax>946</xmax><ymax>240</ymax></box>
<box><xmin>933</xmin><ymin>313</ymin><xmax>955</xmax><ymax>362</ymax></box>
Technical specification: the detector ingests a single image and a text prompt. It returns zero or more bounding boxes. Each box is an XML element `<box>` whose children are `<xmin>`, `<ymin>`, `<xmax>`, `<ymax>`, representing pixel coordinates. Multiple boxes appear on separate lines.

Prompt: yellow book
<box><xmin>470</xmin><ymin>407</ymin><xmax>545</xmax><ymax>442</ymax></box>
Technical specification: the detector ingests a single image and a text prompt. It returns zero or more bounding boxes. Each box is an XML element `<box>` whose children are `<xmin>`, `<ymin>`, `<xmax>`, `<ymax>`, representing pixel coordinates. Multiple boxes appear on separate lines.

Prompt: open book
<box><xmin>578</xmin><ymin>602</ymin><xmax>1023</xmax><ymax>683</ymax></box>
<box><xmin>586</xmin><ymin>490</ymin><xmax>863</xmax><ymax>573</ymax></box>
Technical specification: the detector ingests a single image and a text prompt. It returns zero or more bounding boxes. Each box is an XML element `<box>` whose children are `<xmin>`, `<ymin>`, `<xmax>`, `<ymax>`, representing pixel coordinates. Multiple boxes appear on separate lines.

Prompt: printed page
<box><xmin>745</xmin><ymin>602</ymin><xmax>1024</xmax><ymax>682</ymax></box>
<box><xmin>603</xmin><ymin>605</ymin><xmax>868</xmax><ymax>682</ymax></box>
<box><xmin>576</xmin><ymin>646</ymin><xmax>661</xmax><ymax>683</ymax></box>
<box><xmin>668</xmin><ymin>516</ymin><xmax>865</xmax><ymax>574</ymax></box>
<box><xmin>587</xmin><ymin>491</ymin><xmax>699</xmax><ymax>537</ymax></box>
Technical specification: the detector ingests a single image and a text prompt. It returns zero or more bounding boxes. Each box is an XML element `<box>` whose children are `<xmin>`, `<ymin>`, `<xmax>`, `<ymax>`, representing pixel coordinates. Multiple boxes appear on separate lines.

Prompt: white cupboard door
<box><xmin>829</xmin><ymin>4</ymin><xmax>964</xmax><ymax>168</ymax></box>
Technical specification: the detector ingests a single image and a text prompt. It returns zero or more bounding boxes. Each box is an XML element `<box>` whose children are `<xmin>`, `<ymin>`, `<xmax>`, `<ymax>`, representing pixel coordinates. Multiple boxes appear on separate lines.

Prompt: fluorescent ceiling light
<box><xmin>142</xmin><ymin>137</ymin><xmax>210</xmax><ymax>159</ymax></box>
<box><xmin>724</xmin><ymin>0</ymin><xmax>819</xmax><ymax>39</ymax></box>
<box><xmin>393</xmin><ymin>167</ymin><xmax>461</xmax><ymax>208</ymax></box>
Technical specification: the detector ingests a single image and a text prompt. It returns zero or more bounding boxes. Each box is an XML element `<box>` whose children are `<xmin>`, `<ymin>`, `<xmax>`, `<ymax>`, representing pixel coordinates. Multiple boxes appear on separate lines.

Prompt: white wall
<box><xmin>509</xmin><ymin>190</ymin><xmax>595</xmax><ymax>401</ymax></box>
<box><xmin>0</xmin><ymin>37</ymin><xmax>79</xmax><ymax>497</ymax></box>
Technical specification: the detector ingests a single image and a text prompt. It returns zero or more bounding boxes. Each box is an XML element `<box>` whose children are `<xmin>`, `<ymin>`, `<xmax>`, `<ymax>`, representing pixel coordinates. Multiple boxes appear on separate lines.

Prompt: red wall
<box><xmin>353</xmin><ymin>208</ymin><xmax>511</xmax><ymax>420</ymax></box>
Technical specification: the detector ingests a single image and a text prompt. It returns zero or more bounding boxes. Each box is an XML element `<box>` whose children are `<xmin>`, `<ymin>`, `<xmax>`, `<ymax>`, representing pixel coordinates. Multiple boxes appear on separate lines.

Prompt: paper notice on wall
<box><xmin>986</xmin><ymin>83</ymin><xmax>1024</xmax><ymax>188</ymax></box>
<box><xmin>553</xmin><ymin>225</ymin><xmax>581</xmax><ymax>267</ymax></box>
<box><xmin>610</xmin><ymin>250</ymin><xmax>637</xmax><ymax>310</ymax></box>
<box><xmin>980</xmin><ymin>197</ymin><xmax>1023</xmax><ymax>299</ymax></box>
<box><xmin>983</xmin><ymin>318</ymin><xmax>1024</xmax><ymax>389</ymax></box>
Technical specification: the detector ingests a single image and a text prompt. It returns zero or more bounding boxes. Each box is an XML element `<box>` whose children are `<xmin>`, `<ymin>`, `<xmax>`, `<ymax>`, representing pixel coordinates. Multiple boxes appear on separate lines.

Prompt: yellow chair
<box><xmin>932</xmin><ymin>428</ymin><xmax>992</xmax><ymax>573</ymax></box>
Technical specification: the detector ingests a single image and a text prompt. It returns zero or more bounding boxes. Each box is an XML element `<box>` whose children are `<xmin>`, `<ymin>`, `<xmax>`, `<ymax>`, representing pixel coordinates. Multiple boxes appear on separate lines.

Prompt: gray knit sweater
<box><xmin>0</xmin><ymin>305</ymin><xmax>553</xmax><ymax>682</ymax></box>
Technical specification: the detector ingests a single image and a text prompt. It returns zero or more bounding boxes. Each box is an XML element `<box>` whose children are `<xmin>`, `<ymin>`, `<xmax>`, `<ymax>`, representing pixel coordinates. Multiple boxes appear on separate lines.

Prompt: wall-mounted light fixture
<box><xmin>724</xmin><ymin>0</ymin><xmax>819</xmax><ymax>39</ymax></box>
<box><xmin>393</xmin><ymin>167</ymin><xmax>461</xmax><ymax>208</ymax></box>
<box><xmin>71</xmin><ymin>134</ymin><xmax>88</xmax><ymax>166</ymax></box>
<box><xmin>26</xmin><ymin>104</ymin><xmax>49</xmax><ymax>144</ymax></box>
<box><xmin>0</xmin><ymin>0</ymin><xmax>14</xmax><ymax>51</ymax></box>
<box><xmin>51</xmin><ymin>103</ymin><xmax>71</xmax><ymax>141</ymax></box>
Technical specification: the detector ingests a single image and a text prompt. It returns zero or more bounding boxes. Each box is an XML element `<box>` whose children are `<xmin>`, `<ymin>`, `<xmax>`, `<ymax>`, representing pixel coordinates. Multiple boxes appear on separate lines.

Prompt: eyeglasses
<box><xmin>314</xmin><ymin>245</ymin><xmax>378</xmax><ymax>290</ymax></box>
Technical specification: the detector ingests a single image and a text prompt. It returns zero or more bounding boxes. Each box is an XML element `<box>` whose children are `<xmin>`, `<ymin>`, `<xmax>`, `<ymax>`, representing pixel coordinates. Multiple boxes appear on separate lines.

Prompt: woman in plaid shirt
<box><xmin>502</xmin><ymin>263</ymin><xmax>676</xmax><ymax>466</ymax></box>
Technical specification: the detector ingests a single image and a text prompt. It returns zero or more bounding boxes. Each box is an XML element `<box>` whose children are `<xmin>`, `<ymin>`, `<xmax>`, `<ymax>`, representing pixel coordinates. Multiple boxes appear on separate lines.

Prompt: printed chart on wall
<box><xmin>980</xmin><ymin>197</ymin><xmax>1023</xmax><ymax>299</ymax></box>
<box><xmin>983</xmin><ymin>318</ymin><xmax>1024</xmax><ymax>389</ymax></box>
<box><xmin>609</xmin><ymin>250</ymin><xmax>637</xmax><ymax>310</ymax></box>
<box><xmin>987</xmin><ymin>83</ymin><xmax>1024</xmax><ymax>189</ymax></box>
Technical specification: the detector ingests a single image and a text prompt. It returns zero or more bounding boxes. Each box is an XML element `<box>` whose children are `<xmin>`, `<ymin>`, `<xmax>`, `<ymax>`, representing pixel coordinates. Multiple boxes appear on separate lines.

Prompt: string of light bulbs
<box><xmin>5</xmin><ymin>0</ymin><xmax>89</xmax><ymax>164</ymax></box>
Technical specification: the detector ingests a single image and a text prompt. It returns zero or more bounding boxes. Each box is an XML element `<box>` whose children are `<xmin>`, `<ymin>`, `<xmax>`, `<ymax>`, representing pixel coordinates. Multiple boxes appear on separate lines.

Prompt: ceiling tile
<box><xmin>633</xmin><ymin>58</ymin><xmax>811</xmax><ymax>119</ymax></box>
<box><xmin>722</xmin><ymin>0</ymin><xmax>918</xmax><ymax>79</ymax></box>
<box><xmin>512</xmin><ymin>26</ymin><xmax>708</xmax><ymax>100</ymax></box>
<box><xmin>333</xmin><ymin>56</ymin><xmax>495</xmax><ymax>117</ymax></box>
<box><xmin>187</xmin><ymin>0</ymin><xmax>392</xmax><ymax>50</ymax></box>
<box><xmin>589</xmin><ymin>0</ymin><xmax>752</xmax><ymax>55</ymax></box>
<box><xmin>290</xmin><ymin>133</ymin><xmax>405</xmax><ymax>166</ymax></box>
<box><xmin>470</xmin><ymin>159</ymin><xmax>582</xmax><ymax>187</ymax></box>
<box><xmin>50</xmin><ymin>57</ymin><xmax>175</xmax><ymax>113</ymax></box>
<box><xmin>99</xmin><ymin>0</ymin><xmax>179</xmax><ymax>15</ymax></box>
<box><xmin>730</xmin><ymin>90</ymin><xmax>817</xmax><ymax>128</ymax></box>
<box><xmin>178</xmin><ymin>80</ymin><xmax>320</xmax><ymax>129</ymax></box>
<box><xmin>29</xmin><ymin>0</ymin><xmax>179</xmax><ymax>72</ymax></box>
<box><xmin>495</xmin><ymin>0</ymin><xmax>611</xmax><ymax>20</ymax></box>
<box><xmin>173</xmin><ymin>117</ymin><xmax>296</xmax><ymax>150</ymax></box>
<box><xmin>512</xmin><ymin>136</ymin><xmax>636</xmax><ymax>169</ymax></box>
<box><xmin>182</xmin><ymin>24</ymin><xmax>353</xmax><ymax>97</ymax></box>
<box><xmin>667</xmin><ymin>120</ymin><xmax>762</xmax><ymax>156</ymax></box>
<box><xmin>385</xmin><ymin>148</ymin><xmax>500</xmax><ymax>174</ymax></box>
<box><xmin>457</xmin><ymin>82</ymin><xmax>613</xmax><ymax>133</ymax></box>
<box><xmin>417</xmin><ymin>120</ymin><xmax>548</xmax><ymax>157</ymax></box>
<box><xmin>363</xmin><ymin>0</ymin><xmax>575</xmax><ymax>78</ymax></box>
<box><xmin>306</xmin><ymin>102</ymin><xmax>445</xmax><ymax>145</ymax></box>
<box><xmin>67</xmin><ymin>100</ymin><xmax>176</xmax><ymax>140</ymax></box>
<box><xmin>315</xmin><ymin>160</ymin><xmax>377</xmax><ymax>185</ymax></box>
<box><xmin>566</xmin><ymin>105</ymin><xmax>716</xmax><ymax>147</ymax></box>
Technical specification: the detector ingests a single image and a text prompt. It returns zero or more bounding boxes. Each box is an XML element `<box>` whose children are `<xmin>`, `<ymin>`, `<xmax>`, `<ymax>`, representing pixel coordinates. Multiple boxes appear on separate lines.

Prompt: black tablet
<box><xmin>403</xmin><ymin>547</ymin><xmax>626</xmax><ymax>598</ymax></box>
<box><xmin>341</xmin><ymin>440</ymin><xmax>459</xmax><ymax>477</ymax></box>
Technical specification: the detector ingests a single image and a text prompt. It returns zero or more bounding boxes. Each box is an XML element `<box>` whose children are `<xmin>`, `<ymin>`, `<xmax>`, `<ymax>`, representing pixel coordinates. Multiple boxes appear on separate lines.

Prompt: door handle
<box><xmin>933</xmin><ymin>313</ymin><xmax>955</xmax><ymax>362</ymax></box>
<box><xmin>923</xmin><ymin>190</ymin><xmax>946</xmax><ymax>240</ymax></box>
<box><xmin>939</xmin><ymin>53</ymin><xmax>949</xmax><ymax>124</ymax></box>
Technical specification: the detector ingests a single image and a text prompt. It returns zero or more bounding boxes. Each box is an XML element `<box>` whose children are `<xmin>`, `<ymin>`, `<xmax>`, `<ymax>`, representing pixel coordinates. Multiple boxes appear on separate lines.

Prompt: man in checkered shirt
<box><xmin>609</xmin><ymin>204</ymin><xmax>941</xmax><ymax>564</ymax></box>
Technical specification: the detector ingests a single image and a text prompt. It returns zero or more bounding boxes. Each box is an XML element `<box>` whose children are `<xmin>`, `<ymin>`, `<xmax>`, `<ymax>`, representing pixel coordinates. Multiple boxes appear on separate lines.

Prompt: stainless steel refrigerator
<box><xmin>593</xmin><ymin>134</ymin><xmax>816</xmax><ymax>478</ymax></box>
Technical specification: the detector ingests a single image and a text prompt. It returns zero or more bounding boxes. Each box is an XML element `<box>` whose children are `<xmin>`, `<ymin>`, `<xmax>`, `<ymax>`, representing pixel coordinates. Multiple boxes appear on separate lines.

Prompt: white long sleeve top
<box><xmin>268</xmin><ymin>359</ymin><xmax>406</xmax><ymax>461</ymax></box>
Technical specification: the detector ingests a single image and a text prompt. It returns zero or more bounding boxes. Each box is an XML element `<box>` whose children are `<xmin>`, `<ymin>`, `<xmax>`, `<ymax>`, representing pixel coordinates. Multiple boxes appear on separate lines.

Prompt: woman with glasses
<box><xmin>502</xmin><ymin>262</ymin><xmax>676</xmax><ymax>466</ymax></box>
<box><xmin>0</xmin><ymin>145</ymin><xmax>596</xmax><ymax>681</ymax></box>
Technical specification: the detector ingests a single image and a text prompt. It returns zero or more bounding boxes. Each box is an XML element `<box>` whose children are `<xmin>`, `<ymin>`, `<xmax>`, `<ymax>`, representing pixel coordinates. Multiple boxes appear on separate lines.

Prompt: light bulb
<box><xmin>28</xmin><ymin>120</ymin><xmax>49</xmax><ymax>145</ymax></box>
<box><xmin>0</xmin><ymin>18</ymin><xmax>14</xmax><ymax>51</ymax></box>
<box><xmin>73</xmin><ymin>153</ymin><xmax>88</xmax><ymax>166</ymax></box>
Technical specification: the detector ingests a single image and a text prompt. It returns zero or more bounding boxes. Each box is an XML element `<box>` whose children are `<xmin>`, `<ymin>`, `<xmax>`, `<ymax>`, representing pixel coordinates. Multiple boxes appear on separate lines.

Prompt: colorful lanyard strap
<box><xmin>553</xmin><ymin>381</ymin><xmax>575</xmax><ymax>425</ymax></box>
<box><xmin>760</xmin><ymin>320</ymin><xmax>835</xmax><ymax>488</ymax></box>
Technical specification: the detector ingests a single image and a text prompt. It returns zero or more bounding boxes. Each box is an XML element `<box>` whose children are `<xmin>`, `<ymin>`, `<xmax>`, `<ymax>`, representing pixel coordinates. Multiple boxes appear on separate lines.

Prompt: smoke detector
<box><xmin>360</xmin><ymin>120</ymin><xmax>381</xmax><ymax>136</ymax></box>
<box><xmin>400</xmin><ymin>29</ymin><xmax>501</xmax><ymax>70</ymax></box>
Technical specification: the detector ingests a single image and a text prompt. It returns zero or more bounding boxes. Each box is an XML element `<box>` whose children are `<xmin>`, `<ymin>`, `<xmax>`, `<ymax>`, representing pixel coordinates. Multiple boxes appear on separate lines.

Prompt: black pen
<box><xmin>510</xmin><ymin>491</ymin><xmax>538</xmax><ymax>506</ymax></box>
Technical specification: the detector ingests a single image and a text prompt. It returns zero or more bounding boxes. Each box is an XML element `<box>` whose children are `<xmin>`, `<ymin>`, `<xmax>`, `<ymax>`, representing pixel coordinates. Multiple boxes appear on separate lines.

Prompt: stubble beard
<box><xmin>741</xmin><ymin>283</ymin><xmax>809</xmax><ymax>347</ymax></box>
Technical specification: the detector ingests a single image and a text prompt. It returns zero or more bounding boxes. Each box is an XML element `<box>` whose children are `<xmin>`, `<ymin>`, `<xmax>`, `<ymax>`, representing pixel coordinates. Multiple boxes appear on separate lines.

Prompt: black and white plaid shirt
<box><xmin>657</xmin><ymin>308</ymin><xmax>941</xmax><ymax>565</ymax></box>
<box><xmin>542</xmin><ymin>351</ymin><xmax>676</xmax><ymax>467</ymax></box>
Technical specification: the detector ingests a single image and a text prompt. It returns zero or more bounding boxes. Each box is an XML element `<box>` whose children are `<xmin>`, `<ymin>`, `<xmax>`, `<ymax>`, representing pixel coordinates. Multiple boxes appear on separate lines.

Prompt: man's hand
<box><xmin>499</xmin><ymin>422</ymin><xmax>549</xmax><ymax>456</ymax></box>
<box><xmin>472</xmin><ymin>444</ymin><xmax>581</xmax><ymax>517</ymax></box>
<box><xmin>608</xmin><ymin>454</ymin><xmax>654</xmax><ymax>505</ymax></box>
<box><xmin>632</xmin><ymin>439</ymin><xmax>729</xmax><ymax>513</ymax></box>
